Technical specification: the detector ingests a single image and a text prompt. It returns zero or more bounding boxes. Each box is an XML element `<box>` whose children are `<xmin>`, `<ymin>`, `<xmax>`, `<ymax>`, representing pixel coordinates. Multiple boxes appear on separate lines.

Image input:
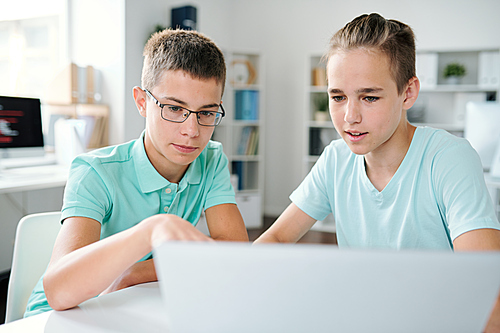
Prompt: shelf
<box><xmin>412</xmin><ymin>123</ymin><xmax>464</xmax><ymax>132</ymax></box>
<box><xmin>420</xmin><ymin>85</ymin><xmax>499</xmax><ymax>93</ymax></box>
<box><xmin>309</xmin><ymin>121</ymin><xmax>334</xmax><ymax>128</ymax></box>
<box><xmin>232</xmin><ymin>120</ymin><xmax>260</xmax><ymax>126</ymax></box>
<box><xmin>232</xmin><ymin>84</ymin><xmax>262</xmax><ymax>91</ymax></box>
<box><xmin>230</xmin><ymin>155</ymin><xmax>261</xmax><ymax>161</ymax></box>
<box><xmin>309</xmin><ymin>86</ymin><xmax>328</xmax><ymax>93</ymax></box>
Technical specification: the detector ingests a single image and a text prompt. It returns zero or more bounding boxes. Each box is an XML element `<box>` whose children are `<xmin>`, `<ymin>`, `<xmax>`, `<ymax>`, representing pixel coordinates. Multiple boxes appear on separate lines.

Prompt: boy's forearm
<box><xmin>44</xmin><ymin>221</ymin><xmax>152</xmax><ymax>311</ymax></box>
<box><xmin>101</xmin><ymin>259</ymin><xmax>158</xmax><ymax>295</ymax></box>
<box><xmin>44</xmin><ymin>214</ymin><xmax>212</xmax><ymax>311</ymax></box>
<box><xmin>484</xmin><ymin>295</ymin><xmax>500</xmax><ymax>333</ymax></box>
<box><xmin>253</xmin><ymin>231</ymin><xmax>282</xmax><ymax>244</ymax></box>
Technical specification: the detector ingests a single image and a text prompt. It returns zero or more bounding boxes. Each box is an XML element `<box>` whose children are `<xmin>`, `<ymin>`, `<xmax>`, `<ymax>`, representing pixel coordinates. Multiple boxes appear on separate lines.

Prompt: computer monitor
<box><xmin>0</xmin><ymin>95</ymin><xmax>44</xmax><ymax>158</ymax></box>
<box><xmin>464</xmin><ymin>101</ymin><xmax>500</xmax><ymax>171</ymax></box>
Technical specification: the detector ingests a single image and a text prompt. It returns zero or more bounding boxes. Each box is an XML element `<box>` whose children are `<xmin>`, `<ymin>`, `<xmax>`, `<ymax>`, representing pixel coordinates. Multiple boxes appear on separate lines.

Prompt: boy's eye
<box><xmin>331</xmin><ymin>96</ymin><xmax>345</xmax><ymax>102</ymax></box>
<box><xmin>168</xmin><ymin>105</ymin><xmax>183</xmax><ymax>112</ymax></box>
<box><xmin>364</xmin><ymin>96</ymin><xmax>379</xmax><ymax>103</ymax></box>
<box><xmin>199</xmin><ymin>111</ymin><xmax>215</xmax><ymax>117</ymax></box>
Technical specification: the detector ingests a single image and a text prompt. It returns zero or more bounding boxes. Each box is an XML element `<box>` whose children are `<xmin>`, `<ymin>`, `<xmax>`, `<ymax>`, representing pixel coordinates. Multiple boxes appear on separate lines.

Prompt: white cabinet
<box><xmin>212</xmin><ymin>50</ymin><xmax>265</xmax><ymax>229</ymax></box>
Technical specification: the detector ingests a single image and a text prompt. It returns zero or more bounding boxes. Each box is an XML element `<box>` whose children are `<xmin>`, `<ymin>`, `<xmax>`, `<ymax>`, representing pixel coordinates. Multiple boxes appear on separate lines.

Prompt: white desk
<box><xmin>0</xmin><ymin>164</ymin><xmax>69</xmax><ymax>194</ymax></box>
<box><xmin>0</xmin><ymin>282</ymin><xmax>168</xmax><ymax>333</ymax></box>
<box><xmin>0</xmin><ymin>164</ymin><xmax>69</xmax><ymax>273</ymax></box>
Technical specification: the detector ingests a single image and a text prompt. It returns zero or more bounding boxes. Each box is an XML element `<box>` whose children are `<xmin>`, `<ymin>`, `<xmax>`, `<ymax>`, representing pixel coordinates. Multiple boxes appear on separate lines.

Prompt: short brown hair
<box><xmin>325</xmin><ymin>13</ymin><xmax>416</xmax><ymax>95</ymax></box>
<box><xmin>141</xmin><ymin>29</ymin><xmax>226</xmax><ymax>94</ymax></box>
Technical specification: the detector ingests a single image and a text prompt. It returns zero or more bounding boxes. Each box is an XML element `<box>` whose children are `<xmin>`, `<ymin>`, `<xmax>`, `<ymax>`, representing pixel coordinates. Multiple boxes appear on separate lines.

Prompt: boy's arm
<box><xmin>453</xmin><ymin>228</ymin><xmax>500</xmax><ymax>333</ymax></box>
<box><xmin>104</xmin><ymin>203</ymin><xmax>251</xmax><ymax>294</ymax></box>
<box><xmin>254</xmin><ymin>203</ymin><xmax>317</xmax><ymax>243</ymax></box>
<box><xmin>44</xmin><ymin>214</ymin><xmax>212</xmax><ymax>311</ymax></box>
<box><xmin>205</xmin><ymin>203</ymin><xmax>249</xmax><ymax>241</ymax></box>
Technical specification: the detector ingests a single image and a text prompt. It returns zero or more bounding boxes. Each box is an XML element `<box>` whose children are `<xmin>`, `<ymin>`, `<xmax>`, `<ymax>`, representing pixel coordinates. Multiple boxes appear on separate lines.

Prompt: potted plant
<box><xmin>314</xmin><ymin>93</ymin><xmax>329</xmax><ymax>122</ymax></box>
<box><xmin>443</xmin><ymin>62</ymin><xmax>466</xmax><ymax>84</ymax></box>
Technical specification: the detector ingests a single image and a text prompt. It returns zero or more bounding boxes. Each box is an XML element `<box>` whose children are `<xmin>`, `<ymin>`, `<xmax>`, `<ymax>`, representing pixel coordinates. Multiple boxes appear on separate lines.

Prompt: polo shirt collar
<box><xmin>133</xmin><ymin>131</ymin><xmax>202</xmax><ymax>193</ymax></box>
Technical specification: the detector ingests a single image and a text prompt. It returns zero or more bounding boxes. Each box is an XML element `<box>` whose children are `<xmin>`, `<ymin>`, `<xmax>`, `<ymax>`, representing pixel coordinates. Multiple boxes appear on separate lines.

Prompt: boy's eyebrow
<box><xmin>328</xmin><ymin>87</ymin><xmax>384</xmax><ymax>94</ymax></box>
<box><xmin>328</xmin><ymin>88</ymin><xmax>344</xmax><ymax>94</ymax></box>
<box><xmin>160</xmin><ymin>96</ymin><xmax>220</xmax><ymax>109</ymax></box>
<box><xmin>356</xmin><ymin>87</ymin><xmax>384</xmax><ymax>94</ymax></box>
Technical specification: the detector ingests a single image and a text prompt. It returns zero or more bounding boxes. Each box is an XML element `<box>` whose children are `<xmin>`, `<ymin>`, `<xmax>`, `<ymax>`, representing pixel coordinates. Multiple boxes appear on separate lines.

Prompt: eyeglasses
<box><xmin>144</xmin><ymin>89</ymin><xmax>225</xmax><ymax>127</ymax></box>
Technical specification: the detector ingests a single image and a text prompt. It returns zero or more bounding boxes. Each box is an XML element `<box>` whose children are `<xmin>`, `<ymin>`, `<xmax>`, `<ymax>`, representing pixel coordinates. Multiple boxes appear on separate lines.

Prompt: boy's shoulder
<box><xmin>416</xmin><ymin>126</ymin><xmax>471</xmax><ymax>151</ymax></box>
<box><xmin>76</xmin><ymin>138</ymin><xmax>137</xmax><ymax>166</ymax></box>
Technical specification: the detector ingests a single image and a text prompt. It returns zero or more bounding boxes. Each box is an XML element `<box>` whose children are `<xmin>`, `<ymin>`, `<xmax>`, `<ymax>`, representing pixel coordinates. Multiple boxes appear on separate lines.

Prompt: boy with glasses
<box><xmin>255</xmin><ymin>13</ymin><xmax>500</xmax><ymax>332</ymax></box>
<box><xmin>25</xmin><ymin>29</ymin><xmax>248</xmax><ymax>316</ymax></box>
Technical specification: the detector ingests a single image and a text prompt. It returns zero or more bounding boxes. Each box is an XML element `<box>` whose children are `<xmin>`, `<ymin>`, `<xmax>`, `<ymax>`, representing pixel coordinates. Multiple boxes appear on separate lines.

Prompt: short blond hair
<box><xmin>325</xmin><ymin>13</ymin><xmax>416</xmax><ymax>95</ymax></box>
<box><xmin>141</xmin><ymin>29</ymin><xmax>226</xmax><ymax>94</ymax></box>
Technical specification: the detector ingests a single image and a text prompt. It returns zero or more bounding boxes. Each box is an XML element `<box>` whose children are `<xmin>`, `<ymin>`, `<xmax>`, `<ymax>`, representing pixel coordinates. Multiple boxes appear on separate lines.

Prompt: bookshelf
<box><xmin>304</xmin><ymin>54</ymin><xmax>337</xmax><ymax>233</ymax></box>
<box><xmin>212</xmin><ymin>50</ymin><xmax>265</xmax><ymax>229</ymax></box>
<box><xmin>414</xmin><ymin>49</ymin><xmax>500</xmax><ymax>134</ymax></box>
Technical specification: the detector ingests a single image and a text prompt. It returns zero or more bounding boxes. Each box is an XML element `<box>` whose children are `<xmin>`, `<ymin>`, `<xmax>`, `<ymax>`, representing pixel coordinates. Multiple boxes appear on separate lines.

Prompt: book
<box><xmin>237</xmin><ymin>126</ymin><xmax>253</xmax><ymax>155</ymax></box>
<box><xmin>311</xmin><ymin>67</ymin><xmax>326</xmax><ymax>86</ymax></box>
<box><xmin>235</xmin><ymin>90</ymin><xmax>259</xmax><ymax>120</ymax></box>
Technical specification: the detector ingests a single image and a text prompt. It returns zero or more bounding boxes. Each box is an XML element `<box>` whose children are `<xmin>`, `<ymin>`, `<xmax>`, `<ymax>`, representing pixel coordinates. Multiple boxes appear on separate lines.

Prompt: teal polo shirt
<box><xmin>62</xmin><ymin>130</ymin><xmax>236</xmax><ymax>237</ymax></box>
<box><xmin>24</xmin><ymin>131</ymin><xmax>236</xmax><ymax>317</ymax></box>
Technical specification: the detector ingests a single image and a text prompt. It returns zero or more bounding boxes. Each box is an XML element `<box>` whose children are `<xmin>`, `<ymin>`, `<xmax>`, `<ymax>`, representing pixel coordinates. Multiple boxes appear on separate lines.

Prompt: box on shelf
<box><xmin>43</xmin><ymin>104</ymin><xmax>109</xmax><ymax>151</ymax></box>
<box><xmin>44</xmin><ymin>63</ymin><xmax>102</xmax><ymax>105</ymax></box>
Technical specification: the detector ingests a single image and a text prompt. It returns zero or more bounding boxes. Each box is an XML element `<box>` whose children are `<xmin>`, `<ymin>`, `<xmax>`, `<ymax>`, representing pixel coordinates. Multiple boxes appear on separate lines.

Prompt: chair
<box><xmin>5</xmin><ymin>211</ymin><xmax>61</xmax><ymax>323</ymax></box>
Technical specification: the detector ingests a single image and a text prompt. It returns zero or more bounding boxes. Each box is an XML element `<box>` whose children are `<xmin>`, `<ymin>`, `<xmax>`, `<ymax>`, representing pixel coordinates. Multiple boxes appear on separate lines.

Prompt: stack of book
<box><xmin>237</xmin><ymin>126</ymin><xmax>259</xmax><ymax>156</ymax></box>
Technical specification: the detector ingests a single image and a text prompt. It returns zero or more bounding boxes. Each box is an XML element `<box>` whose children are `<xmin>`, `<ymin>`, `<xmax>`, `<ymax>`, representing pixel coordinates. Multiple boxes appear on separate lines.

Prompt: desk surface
<box><xmin>0</xmin><ymin>282</ymin><xmax>167</xmax><ymax>333</ymax></box>
<box><xmin>0</xmin><ymin>164</ymin><xmax>69</xmax><ymax>194</ymax></box>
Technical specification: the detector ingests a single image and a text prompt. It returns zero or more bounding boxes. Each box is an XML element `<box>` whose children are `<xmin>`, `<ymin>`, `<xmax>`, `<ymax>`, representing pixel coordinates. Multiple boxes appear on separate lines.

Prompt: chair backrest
<box><xmin>5</xmin><ymin>211</ymin><xmax>61</xmax><ymax>323</ymax></box>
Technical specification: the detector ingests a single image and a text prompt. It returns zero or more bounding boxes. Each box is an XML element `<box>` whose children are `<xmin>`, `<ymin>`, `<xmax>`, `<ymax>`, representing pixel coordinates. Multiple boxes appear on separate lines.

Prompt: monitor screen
<box><xmin>0</xmin><ymin>96</ymin><xmax>44</xmax><ymax>149</ymax></box>
<box><xmin>464</xmin><ymin>101</ymin><xmax>500</xmax><ymax>171</ymax></box>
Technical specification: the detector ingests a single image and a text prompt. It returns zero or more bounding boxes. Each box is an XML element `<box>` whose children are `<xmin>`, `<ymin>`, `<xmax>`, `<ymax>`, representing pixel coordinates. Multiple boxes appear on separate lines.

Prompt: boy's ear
<box><xmin>133</xmin><ymin>86</ymin><xmax>147</xmax><ymax>118</ymax></box>
<box><xmin>403</xmin><ymin>77</ymin><xmax>420</xmax><ymax>110</ymax></box>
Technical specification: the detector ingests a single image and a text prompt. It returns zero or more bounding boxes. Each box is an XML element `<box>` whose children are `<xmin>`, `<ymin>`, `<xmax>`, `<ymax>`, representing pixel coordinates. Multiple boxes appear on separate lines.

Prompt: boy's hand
<box><xmin>101</xmin><ymin>215</ymin><xmax>212</xmax><ymax>296</ymax></box>
<box><xmin>143</xmin><ymin>214</ymin><xmax>214</xmax><ymax>249</ymax></box>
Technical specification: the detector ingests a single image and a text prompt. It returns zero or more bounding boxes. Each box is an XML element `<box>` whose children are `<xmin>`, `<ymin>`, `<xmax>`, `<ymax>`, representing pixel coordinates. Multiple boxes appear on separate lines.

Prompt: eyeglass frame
<box><xmin>143</xmin><ymin>89</ymin><xmax>225</xmax><ymax>127</ymax></box>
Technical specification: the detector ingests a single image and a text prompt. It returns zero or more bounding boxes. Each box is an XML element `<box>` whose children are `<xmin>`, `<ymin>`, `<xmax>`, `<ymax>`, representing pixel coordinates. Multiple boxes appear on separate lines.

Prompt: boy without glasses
<box><xmin>255</xmin><ymin>13</ymin><xmax>500</xmax><ymax>332</ymax></box>
<box><xmin>25</xmin><ymin>29</ymin><xmax>248</xmax><ymax>316</ymax></box>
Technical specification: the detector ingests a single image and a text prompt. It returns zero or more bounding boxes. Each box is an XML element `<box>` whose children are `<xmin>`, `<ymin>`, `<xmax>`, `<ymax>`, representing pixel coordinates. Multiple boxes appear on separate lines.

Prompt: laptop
<box><xmin>153</xmin><ymin>242</ymin><xmax>500</xmax><ymax>333</ymax></box>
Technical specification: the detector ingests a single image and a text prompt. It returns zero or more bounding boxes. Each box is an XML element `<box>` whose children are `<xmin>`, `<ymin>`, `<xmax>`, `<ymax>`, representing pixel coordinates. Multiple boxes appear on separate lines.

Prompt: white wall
<box><xmin>69</xmin><ymin>0</ymin><xmax>126</xmax><ymax>145</ymax></box>
<box><xmin>69</xmin><ymin>0</ymin><xmax>500</xmax><ymax>216</ymax></box>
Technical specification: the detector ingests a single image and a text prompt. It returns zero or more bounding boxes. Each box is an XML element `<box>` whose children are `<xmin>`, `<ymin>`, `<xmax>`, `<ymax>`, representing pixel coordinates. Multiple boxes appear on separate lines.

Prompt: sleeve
<box><xmin>204</xmin><ymin>144</ymin><xmax>237</xmax><ymax>210</ymax></box>
<box><xmin>433</xmin><ymin>140</ymin><xmax>500</xmax><ymax>240</ymax></box>
<box><xmin>290</xmin><ymin>145</ymin><xmax>333</xmax><ymax>221</ymax></box>
<box><xmin>61</xmin><ymin>156</ymin><xmax>113</xmax><ymax>224</ymax></box>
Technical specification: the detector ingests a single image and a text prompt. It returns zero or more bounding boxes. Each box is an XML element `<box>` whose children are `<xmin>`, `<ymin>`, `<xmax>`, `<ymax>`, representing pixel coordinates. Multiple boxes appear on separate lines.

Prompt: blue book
<box><xmin>235</xmin><ymin>90</ymin><xmax>259</xmax><ymax>120</ymax></box>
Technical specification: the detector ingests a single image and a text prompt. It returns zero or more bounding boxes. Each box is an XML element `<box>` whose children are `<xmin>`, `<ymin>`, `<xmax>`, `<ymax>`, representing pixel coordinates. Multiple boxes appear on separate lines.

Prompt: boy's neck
<box><xmin>364</xmin><ymin>122</ymin><xmax>416</xmax><ymax>192</ymax></box>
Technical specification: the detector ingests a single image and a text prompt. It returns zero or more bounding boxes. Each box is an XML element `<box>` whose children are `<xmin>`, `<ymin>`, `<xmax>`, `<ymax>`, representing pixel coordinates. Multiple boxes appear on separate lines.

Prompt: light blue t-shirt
<box><xmin>290</xmin><ymin>127</ymin><xmax>500</xmax><ymax>250</ymax></box>
<box><xmin>25</xmin><ymin>131</ymin><xmax>236</xmax><ymax>317</ymax></box>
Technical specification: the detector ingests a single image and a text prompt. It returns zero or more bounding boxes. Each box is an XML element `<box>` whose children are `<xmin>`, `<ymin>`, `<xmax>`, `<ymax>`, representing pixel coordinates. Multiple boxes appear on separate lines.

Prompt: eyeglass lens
<box><xmin>161</xmin><ymin>105</ymin><xmax>223</xmax><ymax>126</ymax></box>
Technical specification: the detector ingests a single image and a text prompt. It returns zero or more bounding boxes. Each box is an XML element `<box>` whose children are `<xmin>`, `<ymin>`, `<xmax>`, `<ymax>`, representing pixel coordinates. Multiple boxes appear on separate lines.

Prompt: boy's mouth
<box><xmin>172</xmin><ymin>144</ymin><xmax>198</xmax><ymax>153</ymax></box>
<box><xmin>345</xmin><ymin>131</ymin><xmax>368</xmax><ymax>141</ymax></box>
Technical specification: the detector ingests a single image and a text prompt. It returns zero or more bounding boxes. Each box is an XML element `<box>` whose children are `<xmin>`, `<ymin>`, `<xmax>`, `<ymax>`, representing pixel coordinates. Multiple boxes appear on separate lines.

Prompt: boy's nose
<box><xmin>180</xmin><ymin>113</ymin><xmax>200</xmax><ymax>137</ymax></box>
<box><xmin>344</xmin><ymin>101</ymin><xmax>361</xmax><ymax>124</ymax></box>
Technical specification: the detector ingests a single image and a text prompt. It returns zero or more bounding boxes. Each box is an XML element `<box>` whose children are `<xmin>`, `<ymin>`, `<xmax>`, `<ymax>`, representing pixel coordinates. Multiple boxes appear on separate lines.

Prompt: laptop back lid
<box><xmin>154</xmin><ymin>242</ymin><xmax>500</xmax><ymax>333</ymax></box>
